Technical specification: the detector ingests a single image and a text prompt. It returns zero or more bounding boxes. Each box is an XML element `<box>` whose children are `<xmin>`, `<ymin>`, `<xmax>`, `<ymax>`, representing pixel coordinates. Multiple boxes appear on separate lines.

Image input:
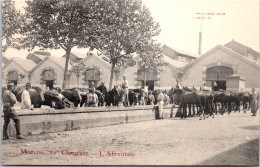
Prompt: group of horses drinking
<box><xmin>168</xmin><ymin>87</ymin><xmax>258</xmax><ymax>119</ymax></box>
<box><xmin>2</xmin><ymin>84</ymin><xmax>258</xmax><ymax>118</ymax></box>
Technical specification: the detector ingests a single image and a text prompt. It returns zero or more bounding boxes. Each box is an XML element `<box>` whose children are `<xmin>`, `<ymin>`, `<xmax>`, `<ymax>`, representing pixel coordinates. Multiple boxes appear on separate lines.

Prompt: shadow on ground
<box><xmin>197</xmin><ymin>138</ymin><xmax>259</xmax><ymax>166</ymax></box>
<box><xmin>239</xmin><ymin>125</ymin><xmax>259</xmax><ymax>131</ymax></box>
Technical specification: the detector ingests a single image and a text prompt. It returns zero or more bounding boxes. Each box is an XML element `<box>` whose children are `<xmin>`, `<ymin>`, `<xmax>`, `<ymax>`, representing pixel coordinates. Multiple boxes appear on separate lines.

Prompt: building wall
<box><xmin>30</xmin><ymin>58</ymin><xmax>66</xmax><ymax>89</ymax></box>
<box><xmin>182</xmin><ymin>47</ymin><xmax>260</xmax><ymax>91</ymax></box>
<box><xmin>2</xmin><ymin>61</ymin><xmax>30</xmax><ymax>86</ymax></box>
<box><xmin>79</xmin><ymin>55</ymin><xmax>111</xmax><ymax>89</ymax></box>
<box><xmin>122</xmin><ymin>64</ymin><xmax>178</xmax><ymax>90</ymax></box>
<box><xmin>159</xmin><ymin>65</ymin><xmax>178</xmax><ymax>89</ymax></box>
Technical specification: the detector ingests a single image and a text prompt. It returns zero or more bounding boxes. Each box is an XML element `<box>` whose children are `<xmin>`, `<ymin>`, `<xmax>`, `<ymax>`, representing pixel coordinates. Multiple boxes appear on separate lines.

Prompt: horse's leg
<box><xmin>188</xmin><ymin>103</ymin><xmax>192</xmax><ymax>117</ymax></box>
<box><xmin>180</xmin><ymin>104</ymin><xmax>184</xmax><ymax>119</ymax></box>
<box><xmin>184</xmin><ymin>104</ymin><xmax>187</xmax><ymax>118</ymax></box>
<box><xmin>192</xmin><ymin>103</ymin><xmax>195</xmax><ymax>116</ymax></box>
<box><xmin>196</xmin><ymin>103</ymin><xmax>200</xmax><ymax>115</ymax></box>
<box><xmin>228</xmin><ymin>102</ymin><xmax>231</xmax><ymax>114</ymax></box>
<box><xmin>248</xmin><ymin>101</ymin><xmax>251</xmax><ymax>111</ymax></box>
<box><xmin>210</xmin><ymin>102</ymin><xmax>214</xmax><ymax>118</ymax></box>
<box><xmin>214</xmin><ymin>102</ymin><xmax>217</xmax><ymax>115</ymax></box>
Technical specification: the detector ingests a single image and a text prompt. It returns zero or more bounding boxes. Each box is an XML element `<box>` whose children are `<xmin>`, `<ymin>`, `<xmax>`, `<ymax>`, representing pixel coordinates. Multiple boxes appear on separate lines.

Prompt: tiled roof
<box><xmin>163</xmin><ymin>45</ymin><xmax>199</xmax><ymax>58</ymax></box>
<box><xmin>83</xmin><ymin>52</ymin><xmax>111</xmax><ymax>67</ymax></box>
<box><xmin>224</xmin><ymin>40</ymin><xmax>259</xmax><ymax>56</ymax></box>
<box><xmin>62</xmin><ymin>52</ymin><xmax>87</xmax><ymax>59</ymax></box>
<box><xmin>182</xmin><ymin>45</ymin><xmax>260</xmax><ymax>71</ymax></box>
<box><xmin>223</xmin><ymin>46</ymin><xmax>259</xmax><ymax>65</ymax></box>
<box><xmin>50</xmin><ymin>56</ymin><xmax>72</xmax><ymax>70</ymax></box>
<box><xmin>162</xmin><ymin>54</ymin><xmax>188</xmax><ymax>68</ymax></box>
<box><xmin>27</xmin><ymin>51</ymin><xmax>51</xmax><ymax>60</ymax></box>
<box><xmin>72</xmin><ymin>52</ymin><xmax>87</xmax><ymax>59</ymax></box>
<box><xmin>12</xmin><ymin>57</ymin><xmax>37</xmax><ymax>71</ymax></box>
<box><xmin>2</xmin><ymin>56</ymin><xmax>9</xmax><ymax>64</ymax></box>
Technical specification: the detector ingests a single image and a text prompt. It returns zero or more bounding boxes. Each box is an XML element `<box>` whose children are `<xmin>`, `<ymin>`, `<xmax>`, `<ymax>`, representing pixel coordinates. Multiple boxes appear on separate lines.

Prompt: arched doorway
<box><xmin>206</xmin><ymin>66</ymin><xmax>233</xmax><ymax>91</ymax></box>
<box><xmin>43</xmin><ymin>70</ymin><xmax>55</xmax><ymax>89</ymax></box>
<box><xmin>7</xmin><ymin>71</ymin><xmax>18</xmax><ymax>86</ymax></box>
<box><xmin>84</xmin><ymin>68</ymin><xmax>100</xmax><ymax>88</ymax></box>
<box><xmin>137</xmin><ymin>69</ymin><xmax>157</xmax><ymax>90</ymax></box>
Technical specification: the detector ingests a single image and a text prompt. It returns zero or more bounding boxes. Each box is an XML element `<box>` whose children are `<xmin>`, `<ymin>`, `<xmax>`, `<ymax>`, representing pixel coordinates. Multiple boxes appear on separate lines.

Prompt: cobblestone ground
<box><xmin>1</xmin><ymin>111</ymin><xmax>259</xmax><ymax>166</ymax></box>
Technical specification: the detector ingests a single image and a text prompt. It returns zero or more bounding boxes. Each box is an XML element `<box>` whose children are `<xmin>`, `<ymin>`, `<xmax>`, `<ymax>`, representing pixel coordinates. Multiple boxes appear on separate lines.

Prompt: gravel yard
<box><xmin>1</xmin><ymin>111</ymin><xmax>259</xmax><ymax>165</ymax></box>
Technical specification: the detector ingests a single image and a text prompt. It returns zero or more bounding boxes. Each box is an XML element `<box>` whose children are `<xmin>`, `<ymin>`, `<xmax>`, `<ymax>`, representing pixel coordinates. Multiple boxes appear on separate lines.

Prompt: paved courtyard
<box><xmin>1</xmin><ymin>111</ymin><xmax>259</xmax><ymax>165</ymax></box>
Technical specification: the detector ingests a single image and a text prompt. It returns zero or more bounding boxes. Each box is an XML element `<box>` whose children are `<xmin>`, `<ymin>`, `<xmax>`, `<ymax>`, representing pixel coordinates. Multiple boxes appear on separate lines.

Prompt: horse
<box><xmin>128</xmin><ymin>89</ymin><xmax>139</xmax><ymax>106</ymax></box>
<box><xmin>13</xmin><ymin>86</ymin><xmax>44</xmax><ymax>108</ymax></box>
<box><xmin>237</xmin><ymin>91</ymin><xmax>251</xmax><ymax>112</ymax></box>
<box><xmin>96</xmin><ymin>83</ymin><xmax>108</xmax><ymax>106</ymax></box>
<box><xmin>107</xmin><ymin>85</ymin><xmax>121</xmax><ymax>106</ymax></box>
<box><xmin>61</xmin><ymin>88</ymin><xmax>82</xmax><ymax>107</ymax></box>
<box><xmin>43</xmin><ymin>89</ymin><xmax>66</xmax><ymax>109</ymax></box>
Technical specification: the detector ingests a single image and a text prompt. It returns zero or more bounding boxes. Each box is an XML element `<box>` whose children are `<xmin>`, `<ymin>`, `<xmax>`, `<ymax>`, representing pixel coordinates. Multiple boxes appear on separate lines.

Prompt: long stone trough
<box><xmin>2</xmin><ymin>105</ymin><xmax>178</xmax><ymax>137</ymax></box>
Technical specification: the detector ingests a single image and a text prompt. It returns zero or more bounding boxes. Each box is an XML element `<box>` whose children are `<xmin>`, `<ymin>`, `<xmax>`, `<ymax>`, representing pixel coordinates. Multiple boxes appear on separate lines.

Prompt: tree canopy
<box><xmin>2</xmin><ymin>0</ymin><xmax>24</xmax><ymax>52</ymax></box>
<box><xmin>136</xmin><ymin>40</ymin><xmax>166</xmax><ymax>86</ymax></box>
<box><xmin>91</xmin><ymin>0</ymin><xmax>161</xmax><ymax>90</ymax></box>
<box><xmin>21</xmin><ymin>0</ymin><xmax>96</xmax><ymax>88</ymax></box>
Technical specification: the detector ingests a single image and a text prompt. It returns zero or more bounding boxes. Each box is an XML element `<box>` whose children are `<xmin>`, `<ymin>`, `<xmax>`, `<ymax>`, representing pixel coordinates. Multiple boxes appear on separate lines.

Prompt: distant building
<box><xmin>2</xmin><ymin>58</ymin><xmax>36</xmax><ymax>86</ymax></box>
<box><xmin>224</xmin><ymin>40</ymin><xmax>260</xmax><ymax>62</ymax></box>
<box><xmin>181</xmin><ymin>40</ymin><xmax>260</xmax><ymax>91</ymax></box>
<box><xmin>62</xmin><ymin>52</ymin><xmax>87</xmax><ymax>63</ymax></box>
<box><xmin>26</xmin><ymin>51</ymin><xmax>51</xmax><ymax>64</ymax></box>
<box><xmin>163</xmin><ymin>44</ymin><xmax>199</xmax><ymax>63</ymax></box>
<box><xmin>2</xmin><ymin>45</ymin><xmax>200</xmax><ymax>90</ymax></box>
<box><xmin>2</xmin><ymin>56</ymin><xmax>9</xmax><ymax>67</ymax></box>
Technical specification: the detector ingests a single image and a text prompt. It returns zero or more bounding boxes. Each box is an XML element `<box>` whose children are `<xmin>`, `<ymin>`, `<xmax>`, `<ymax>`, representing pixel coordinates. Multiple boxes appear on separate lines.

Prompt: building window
<box><xmin>206</xmin><ymin>66</ymin><xmax>233</xmax><ymax>81</ymax></box>
<box><xmin>84</xmin><ymin>68</ymin><xmax>100</xmax><ymax>88</ymax></box>
<box><xmin>178</xmin><ymin>56</ymin><xmax>186</xmax><ymax>62</ymax></box>
<box><xmin>7</xmin><ymin>71</ymin><xmax>18</xmax><ymax>86</ymax></box>
<box><xmin>137</xmin><ymin>69</ymin><xmax>157</xmax><ymax>90</ymax></box>
<box><xmin>43</xmin><ymin>70</ymin><xmax>55</xmax><ymax>89</ymax></box>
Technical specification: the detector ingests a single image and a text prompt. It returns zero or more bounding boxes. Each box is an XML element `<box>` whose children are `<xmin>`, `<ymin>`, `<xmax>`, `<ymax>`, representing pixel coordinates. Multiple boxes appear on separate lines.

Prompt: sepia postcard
<box><xmin>1</xmin><ymin>0</ymin><xmax>259</xmax><ymax>166</ymax></box>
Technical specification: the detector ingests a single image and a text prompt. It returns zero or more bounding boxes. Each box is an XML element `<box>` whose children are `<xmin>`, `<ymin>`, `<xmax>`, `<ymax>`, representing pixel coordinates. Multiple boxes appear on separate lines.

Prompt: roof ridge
<box><xmin>181</xmin><ymin>45</ymin><xmax>260</xmax><ymax>71</ymax></box>
<box><xmin>163</xmin><ymin>44</ymin><xmax>199</xmax><ymax>58</ymax></box>
<box><xmin>225</xmin><ymin>40</ymin><xmax>259</xmax><ymax>54</ymax></box>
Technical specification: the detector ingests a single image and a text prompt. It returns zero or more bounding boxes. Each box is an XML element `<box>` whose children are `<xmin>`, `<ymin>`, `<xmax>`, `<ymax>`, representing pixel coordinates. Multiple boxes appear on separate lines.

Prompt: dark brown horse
<box><xmin>61</xmin><ymin>88</ymin><xmax>82</xmax><ymax>107</ymax></box>
<box><xmin>13</xmin><ymin>86</ymin><xmax>44</xmax><ymax>108</ymax></box>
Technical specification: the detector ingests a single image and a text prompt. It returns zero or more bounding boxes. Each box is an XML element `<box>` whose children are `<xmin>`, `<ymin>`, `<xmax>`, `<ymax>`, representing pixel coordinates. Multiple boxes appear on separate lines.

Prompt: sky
<box><xmin>3</xmin><ymin>0</ymin><xmax>260</xmax><ymax>59</ymax></box>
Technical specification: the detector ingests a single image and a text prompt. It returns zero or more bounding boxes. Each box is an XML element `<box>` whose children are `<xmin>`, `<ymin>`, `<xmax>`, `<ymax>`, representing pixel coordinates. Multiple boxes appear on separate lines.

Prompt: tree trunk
<box><xmin>144</xmin><ymin>69</ymin><xmax>147</xmax><ymax>87</ymax></box>
<box><xmin>62</xmin><ymin>49</ymin><xmax>71</xmax><ymax>89</ymax></box>
<box><xmin>109</xmin><ymin>63</ymin><xmax>115</xmax><ymax>90</ymax></box>
<box><xmin>77</xmin><ymin>77</ymin><xmax>79</xmax><ymax>88</ymax></box>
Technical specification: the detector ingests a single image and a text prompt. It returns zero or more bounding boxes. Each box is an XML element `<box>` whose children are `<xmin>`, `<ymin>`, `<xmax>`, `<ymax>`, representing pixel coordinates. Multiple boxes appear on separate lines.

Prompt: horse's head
<box><xmin>183</xmin><ymin>86</ymin><xmax>192</xmax><ymax>92</ymax></box>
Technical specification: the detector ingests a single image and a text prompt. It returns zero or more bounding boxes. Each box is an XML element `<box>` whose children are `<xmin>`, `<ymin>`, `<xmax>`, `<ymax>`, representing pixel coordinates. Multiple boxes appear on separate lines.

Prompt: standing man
<box><xmin>176</xmin><ymin>80</ymin><xmax>182</xmax><ymax>89</ymax></box>
<box><xmin>21</xmin><ymin>83</ymin><xmax>33</xmax><ymax>110</ymax></box>
<box><xmin>88</xmin><ymin>88</ymin><xmax>99</xmax><ymax>107</ymax></box>
<box><xmin>2</xmin><ymin>82</ymin><xmax>25</xmax><ymax>140</ymax></box>
<box><xmin>158</xmin><ymin>90</ymin><xmax>165</xmax><ymax>119</ymax></box>
<box><xmin>122</xmin><ymin>75</ymin><xmax>129</xmax><ymax>106</ymax></box>
<box><xmin>251</xmin><ymin>88</ymin><xmax>258</xmax><ymax>116</ymax></box>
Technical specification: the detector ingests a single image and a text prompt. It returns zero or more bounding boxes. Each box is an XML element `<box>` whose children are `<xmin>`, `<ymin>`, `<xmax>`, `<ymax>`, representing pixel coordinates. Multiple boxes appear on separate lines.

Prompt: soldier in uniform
<box><xmin>21</xmin><ymin>83</ymin><xmax>33</xmax><ymax>110</ymax></box>
<box><xmin>88</xmin><ymin>88</ymin><xmax>99</xmax><ymax>107</ymax></box>
<box><xmin>2</xmin><ymin>82</ymin><xmax>25</xmax><ymax>140</ymax></box>
<box><xmin>158</xmin><ymin>90</ymin><xmax>165</xmax><ymax>119</ymax></box>
<box><xmin>122</xmin><ymin>75</ymin><xmax>129</xmax><ymax>106</ymax></box>
<box><xmin>251</xmin><ymin>88</ymin><xmax>258</xmax><ymax>116</ymax></box>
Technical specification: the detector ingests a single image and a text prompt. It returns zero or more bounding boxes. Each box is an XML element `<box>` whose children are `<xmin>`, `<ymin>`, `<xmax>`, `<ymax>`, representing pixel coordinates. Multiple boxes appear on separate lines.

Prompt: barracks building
<box><xmin>2</xmin><ymin>40</ymin><xmax>259</xmax><ymax>91</ymax></box>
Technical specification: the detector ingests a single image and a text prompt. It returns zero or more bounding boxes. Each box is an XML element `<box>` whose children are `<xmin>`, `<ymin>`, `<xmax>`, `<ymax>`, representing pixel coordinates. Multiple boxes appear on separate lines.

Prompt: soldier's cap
<box><xmin>7</xmin><ymin>82</ymin><xmax>15</xmax><ymax>87</ymax></box>
<box><xmin>25</xmin><ymin>83</ymin><xmax>31</xmax><ymax>87</ymax></box>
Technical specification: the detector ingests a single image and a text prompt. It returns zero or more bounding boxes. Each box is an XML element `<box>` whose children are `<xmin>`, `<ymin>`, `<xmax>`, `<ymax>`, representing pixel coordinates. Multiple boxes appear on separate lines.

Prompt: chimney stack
<box><xmin>198</xmin><ymin>31</ymin><xmax>202</xmax><ymax>55</ymax></box>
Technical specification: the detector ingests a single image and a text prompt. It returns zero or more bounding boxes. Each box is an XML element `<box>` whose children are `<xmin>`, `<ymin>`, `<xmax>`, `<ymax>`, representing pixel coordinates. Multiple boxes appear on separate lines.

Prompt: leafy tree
<box><xmin>2</xmin><ymin>0</ymin><xmax>23</xmax><ymax>52</ymax></box>
<box><xmin>20</xmin><ymin>0</ymin><xmax>96</xmax><ymax>88</ymax></box>
<box><xmin>69</xmin><ymin>61</ymin><xmax>86</xmax><ymax>88</ymax></box>
<box><xmin>137</xmin><ymin>40</ymin><xmax>166</xmax><ymax>87</ymax></box>
<box><xmin>92</xmin><ymin>0</ymin><xmax>161</xmax><ymax>90</ymax></box>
